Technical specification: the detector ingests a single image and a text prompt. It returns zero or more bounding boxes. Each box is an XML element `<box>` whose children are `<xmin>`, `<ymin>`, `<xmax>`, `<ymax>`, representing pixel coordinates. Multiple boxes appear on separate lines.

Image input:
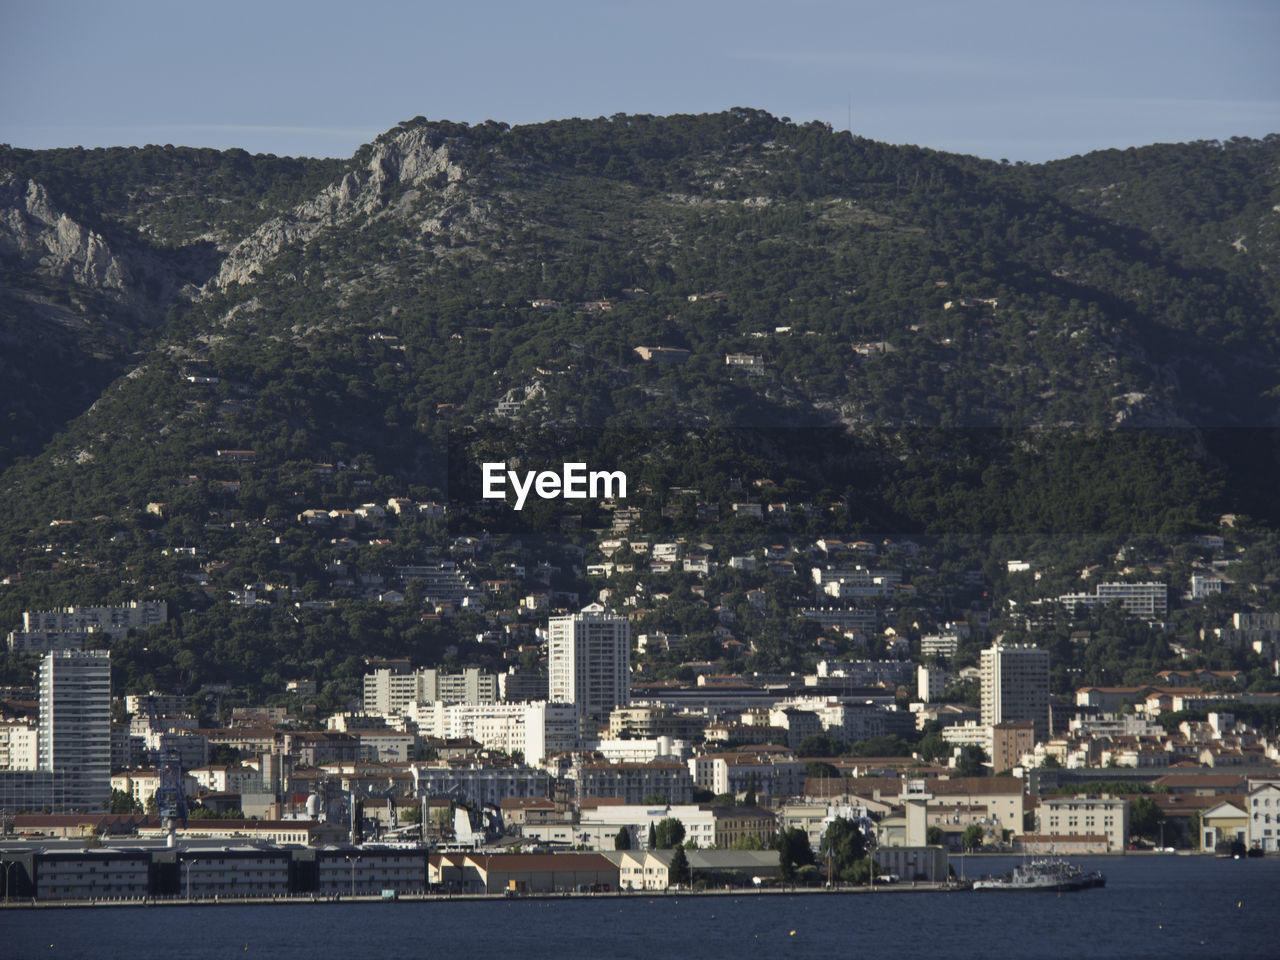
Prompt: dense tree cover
<box><xmin>0</xmin><ymin>143</ymin><xmax>347</xmax><ymax>248</ymax></box>
<box><xmin>1128</xmin><ymin>796</ymin><xmax>1163</xmax><ymax>842</ymax></box>
<box><xmin>3</xmin><ymin>113</ymin><xmax>1280</xmax><ymax>692</ymax></box>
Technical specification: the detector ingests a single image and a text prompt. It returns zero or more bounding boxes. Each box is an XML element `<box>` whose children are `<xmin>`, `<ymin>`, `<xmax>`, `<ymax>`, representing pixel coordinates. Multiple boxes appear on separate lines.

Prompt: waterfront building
<box><xmin>1246</xmin><ymin>782</ymin><xmax>1280</xmax><ymax>853</ymax></box>
<box><xmin>1034</xmin><ymin>793</ymin><xmax>1128</xmax><ymax>852</ymax></box>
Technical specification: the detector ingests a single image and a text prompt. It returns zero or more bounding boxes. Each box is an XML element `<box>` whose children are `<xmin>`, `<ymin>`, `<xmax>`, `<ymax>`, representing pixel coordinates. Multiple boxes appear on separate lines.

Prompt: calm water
<box><xmin>6</xmin><ymin>856</ymin><xmax>1279</xmax><ymax>960</ymax></box>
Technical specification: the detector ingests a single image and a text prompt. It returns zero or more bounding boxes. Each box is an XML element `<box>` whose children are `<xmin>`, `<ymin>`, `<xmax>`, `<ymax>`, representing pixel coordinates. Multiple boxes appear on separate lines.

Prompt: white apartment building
<box><xmin>581</xmin><ymin>802</ymin><xmax>719</xmax><ymax>849</ymax></box>
<box><xmin>9</xmin><ymin>601</ymin><xmax>168</xmax><ymax>652</ymax></box>
<box><xmin>687</xmin><ymin>753</ymin><xmax>807</xmax><ymax>798</ymax></box>
<box><xmin>980</xmin><ymin>642</ymin><xmax>1050</xmax><ymax>744</ymax></box>
<box><xmin>39</xmin><ymin>650</ymin><xmax>111</xmax><ymax>812</ymax></box>
<box><xmin>0</xmin><ymin>718</ymin><xmax>38</xmax><ymax>770</ymax></box>
<box><xmin>920</xmin><ymin>634</ymin><xmax>961</xmax><ymax>660</ymax></box>
<box><xmin>363</xmin><ymin>667</ymin><xmax>498</xmax><ymax>716</ymax></box>
<box><xmin>409</xmin><ymin>764</ymin><xmax>552</xmax><ymax>808</ymax></box>
<box><xmin>1060</xmin><ymin>582</ymin><xmax>1168</xmax><ymax>620</ymax></box>
<box><xmin>548</xmin><ymin>604</ymin><xmax>630</xmax><ymax>718</ymax></box>
<box><xmin>408</xmin><ymin>701</ymin><xmax>578</xmax><ymax>765</ymax></box>
<box><xmin>918</xmin><ymin>664</ymin><xmax>947</xmax><ymax>703</ymax></box>
<box><xmin>1246</xmin><ymin>782</ymin><xmax>1280</xmax><ymax>853</ymax></box>
<box><xmin>1096</xmin><ymin>581</ymin><xmax>1168</xmax><ymax>619</ymax></box>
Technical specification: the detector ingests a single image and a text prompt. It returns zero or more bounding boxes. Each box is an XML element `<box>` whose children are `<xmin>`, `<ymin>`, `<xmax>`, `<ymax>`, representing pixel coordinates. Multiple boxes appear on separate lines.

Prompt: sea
<box><xmin>5</xmin><ymin>855</ymin><xmax>1278</xmax><ymax>960</ymax></box>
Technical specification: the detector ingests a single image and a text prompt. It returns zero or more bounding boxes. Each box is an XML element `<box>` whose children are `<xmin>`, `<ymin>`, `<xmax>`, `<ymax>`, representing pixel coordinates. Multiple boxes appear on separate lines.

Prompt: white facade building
<box><xmin>363</xmin><ymin>667</ymin><xmax>498</xmax><ymax>716</ymax></box>
<box><xmin>408</xmin><ymin>701</ymin><xmax>578</xmax><ymax>765</ymax></box>
<box><xmin>980</xmin><ymin>642</ymin><xmax>1050</xmax><ymax>744</ymax></box>
<box><xmin>548</xmin><ymin>604</ymin><xmax>630</xmax><ymax>718</ymax></box>
<box><xmin>1246</xmin><ymin>782</ymin><xmax>1280</xmax><ymax>853</ymax></box>
<box><xmin>38</xmin><ymin>650</ymin><xmax>112</xmax><ymax>812</ymax></box>
<box><xmin>0</xmin><ymin>718</ymin><xmax>38</xmax><ymax>770</ymax></box>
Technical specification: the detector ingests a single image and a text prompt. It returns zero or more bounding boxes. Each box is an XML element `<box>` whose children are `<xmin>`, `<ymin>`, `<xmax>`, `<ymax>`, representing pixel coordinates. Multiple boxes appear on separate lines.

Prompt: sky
<box><xmin>2</xmin><ymin>0</ymin><xmax>1278</xmax><ymax>164</ymax></box>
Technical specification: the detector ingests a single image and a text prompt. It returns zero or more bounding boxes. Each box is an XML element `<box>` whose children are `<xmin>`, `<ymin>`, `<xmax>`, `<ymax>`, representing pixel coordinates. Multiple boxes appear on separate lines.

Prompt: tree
<box><xmin>798</xmin><ymin>733</ymin><xmax>841</xmax><ymax>757</ymax></box>
<box><xmin>668</xmin><ymin>843</ymin><xmax>690</xmax><ymax>888</ymax></box>
<box><xmin>818</xmin><ymin>817</ymin><xmax>867</xmax><ymax>882</ymax></box>
<box><xmin>926</xmin><ymin>825</ymin><xmax>943</xmax><ymax>845</ymax></box>
<box><xmin>614</xmin><ymin>826</ymin><xmax>632</xmax><ymax>851</ymax></box>
<box><xmin>955</xmin><ymin>745</ymin><xmax>988</xmax><ymax>777</ymax></box>
<box><xmin>916</xmin><ymin>731</ymin><xmax>949</xmax><ymax>763</ymax></box>
<box><xmin>962</xmin><ymin>823</ymin><xmax>985</xmax><ymax>851</ymax></box>
<box><xmin>109</xmin><ymin>788</ymin><xmax>141</xmax><ymax>814</ymax></box>
<box><xmin>654</xmin><ymin>817</ymin><xmax>686</xmax><ymax>849</ymax></box>
<box><xmin>1129</xmin><ymin>796</ymin><xmax>1162</xmax><ymax>842</ymax></box>
<box><xmin>648</xmin><ymin>823</ymin><xmax>657</xmax><ymax>849</ymax></box>
<box><xmin>774</xmin><ymin>826</ymin><xmax>814</xmax><ymax>882</ymax></box>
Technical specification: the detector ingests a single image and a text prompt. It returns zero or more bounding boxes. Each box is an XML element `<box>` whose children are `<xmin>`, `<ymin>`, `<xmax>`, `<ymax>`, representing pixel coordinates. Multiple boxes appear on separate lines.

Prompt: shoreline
<box><xmin>0</xmin><ymin>882</ymin><xmax>967</xmax><ymax>910</ymax></box>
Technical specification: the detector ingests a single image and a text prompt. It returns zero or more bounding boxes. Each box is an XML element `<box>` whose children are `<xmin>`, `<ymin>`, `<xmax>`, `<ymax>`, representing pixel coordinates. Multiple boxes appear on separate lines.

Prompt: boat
<box><xmin>973</xmin><ymin>858</ymin><xmax>1105</xmax><ymax>892</ymax></box>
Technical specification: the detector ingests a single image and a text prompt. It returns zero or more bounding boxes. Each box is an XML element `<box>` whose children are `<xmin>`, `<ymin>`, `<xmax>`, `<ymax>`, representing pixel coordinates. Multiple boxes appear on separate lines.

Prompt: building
<box><xmin>408</xmin><ymin>700</ymin><xmax>578</xmax><ymax>765</ymax></box>
<box><xmin>980</xmin><ymin>643</ymin><xmax>1050</xmax><ymax>744</ymax></box>
<box><xmin>917</xmin><ymin>664</ymin><xmax>947</xmax><ymax>704</ymax></box>
<box><xmin>1200</xmin><ymin>800</ymin><xmax>1248</xmax><ymax>852</ymax></box>
<box><xmin>1096</xmin><ymin>582</ymin><xmax>1168</xmax><ymax>619</ymax></box>
<box><xmin>569</xmin><ymin>759</ymin><xmax>694</xmax><ymax>805</ymax></box>
<box><xmin>363</xmin><ymin>666</ymin><xmax>498</xmax><ymax>716</ymax></box>
<box><xmin>990</xmin><ymin>721</ymin><xmax>1035</xmax><ymax>774</ymax></box>
<box><xmin>1246</xmin><ymin>782</ymin><xmax>1280</xmax><ymax>853</ymax></box>
<box><xmin>38</xmin><ymin>650</ymin><xmax>111</xmax><ymax>812</ymax></box>
<box><xmin>548</xmin><ymin>604</ymin><xmax>630</xmax><ymax>718</ymax></box>
<box><xmin>1060</xmin><ymin>582</ymin><xmax>1168</xmax><ymax>620</ymax></box>
<box><xmin>1033</xmin><ymin>794</ymin><xmax>1128</xmax><ymax>852</ymax></box>
<box><xmin>920</xmin><ymin>634</ymin><xmax>960</xmax><ymax>660</ymax></box>
<box><xmin>0</xmin><ymin>718</ymin><xmax>38</xmax><ymax>770</ymax></box>
<box><xmin>8</xmin><ymin>601</ymin><xmax>168</xmax><ymax>653</ymax></box>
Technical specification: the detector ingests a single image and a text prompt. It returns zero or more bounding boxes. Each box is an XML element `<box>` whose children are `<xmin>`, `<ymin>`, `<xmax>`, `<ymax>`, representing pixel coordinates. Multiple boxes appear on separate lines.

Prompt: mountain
<box><xmin>1</xmin><ymin>111</ymin><xmax>1278</xmax><ymax>696</ymax></box>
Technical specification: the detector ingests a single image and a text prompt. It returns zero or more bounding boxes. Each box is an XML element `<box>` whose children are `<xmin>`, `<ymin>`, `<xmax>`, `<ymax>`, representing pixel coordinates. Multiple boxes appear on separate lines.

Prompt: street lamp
<box><xmin>179</xmin><ymin>856</ymin><xmax>195</xmax><ymax>901</ymax></box>
<box><xmin>2</xmin><ymin>859</ymin><xmax>18</xmax><ymax>903</ymax></box>
<box><xmin>345</xmin><ymin>855</ymin><xmax>361</xmax><ymax>898</ymax></box>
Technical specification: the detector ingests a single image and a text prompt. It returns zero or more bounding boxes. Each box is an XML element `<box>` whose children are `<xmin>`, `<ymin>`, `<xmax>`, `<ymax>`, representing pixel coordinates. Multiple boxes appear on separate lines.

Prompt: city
<box><xmin>3</xmin><ymin>527</ymin><xmax>1278</xmax><ymax>903</ymax></box>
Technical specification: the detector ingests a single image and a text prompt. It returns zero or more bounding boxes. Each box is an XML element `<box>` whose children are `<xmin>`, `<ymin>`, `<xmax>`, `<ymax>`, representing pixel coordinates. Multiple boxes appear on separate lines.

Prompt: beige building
<box><xmin>1201</xmin><ymin>800</ymin><xmax>1248</xmax><ymax>852</ymax></box>
<box><xmin>1035</xmin><ymin>794</ymin><xmax>1128</xmax><ymax>852</ymax></box>
<box><xmin>711</xmin><ymin>805</ymin><xmax>778</xmax><ymax>848</ymax></box>
<box><xmin>932</xmin><ymin>777</ymin><xmax>1026</xmax><ymax>837</ymax></box>
<box><xmin>444</xmin><ymin>852</ymin><xmax>619</xmax><ymax>894</ymax></box>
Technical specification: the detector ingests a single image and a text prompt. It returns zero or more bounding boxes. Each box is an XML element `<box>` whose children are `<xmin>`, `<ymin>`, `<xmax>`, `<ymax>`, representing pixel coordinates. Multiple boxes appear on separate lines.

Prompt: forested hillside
<box><xmin>2</xmin><ymin>111</ymin><xmax>1278</xmax><ymax>701</ymax></box>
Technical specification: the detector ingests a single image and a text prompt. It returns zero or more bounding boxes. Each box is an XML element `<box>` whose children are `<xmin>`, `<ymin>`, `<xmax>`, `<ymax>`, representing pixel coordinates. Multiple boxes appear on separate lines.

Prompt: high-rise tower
<box><xmin>547</xmin><ymin>604</ymin><xmax>630</xmax><ymax>718</ymax></box>
<box><xmin>38</xmin><ymin>650</ymin><xmax>111</xmax><ymax>811</ymax></box>
<box><xmin>980</xmin><ymin>642</ymin><xmax>1050</xmax><ymax>745</ymax></box>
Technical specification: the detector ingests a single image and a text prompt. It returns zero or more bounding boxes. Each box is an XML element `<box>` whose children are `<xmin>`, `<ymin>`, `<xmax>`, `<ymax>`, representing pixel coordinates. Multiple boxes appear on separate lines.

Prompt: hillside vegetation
<box><xmin>1</xmin><ymin>111</ymin><xmax>1278</xmax><ymax>699</ymax></box>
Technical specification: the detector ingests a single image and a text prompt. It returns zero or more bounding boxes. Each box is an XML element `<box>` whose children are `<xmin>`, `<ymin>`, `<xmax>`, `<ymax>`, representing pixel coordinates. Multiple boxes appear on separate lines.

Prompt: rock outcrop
<box><xmin>0</xmin><ymin>174</ymin><xmax>130</xmax><ymax>292</ymax></box>
<box><xmin>211</xmin><ymin>126</ymin><xmax>475</xmax><ymax>289</ymax></box>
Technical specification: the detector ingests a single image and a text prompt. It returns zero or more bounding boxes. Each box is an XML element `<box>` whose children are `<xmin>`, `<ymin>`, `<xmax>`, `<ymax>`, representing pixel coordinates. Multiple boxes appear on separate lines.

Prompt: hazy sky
<box><xmin>3</xmin><ymin>0</ymin><xmax>1277</xmax><ymax>163</ymax></box>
